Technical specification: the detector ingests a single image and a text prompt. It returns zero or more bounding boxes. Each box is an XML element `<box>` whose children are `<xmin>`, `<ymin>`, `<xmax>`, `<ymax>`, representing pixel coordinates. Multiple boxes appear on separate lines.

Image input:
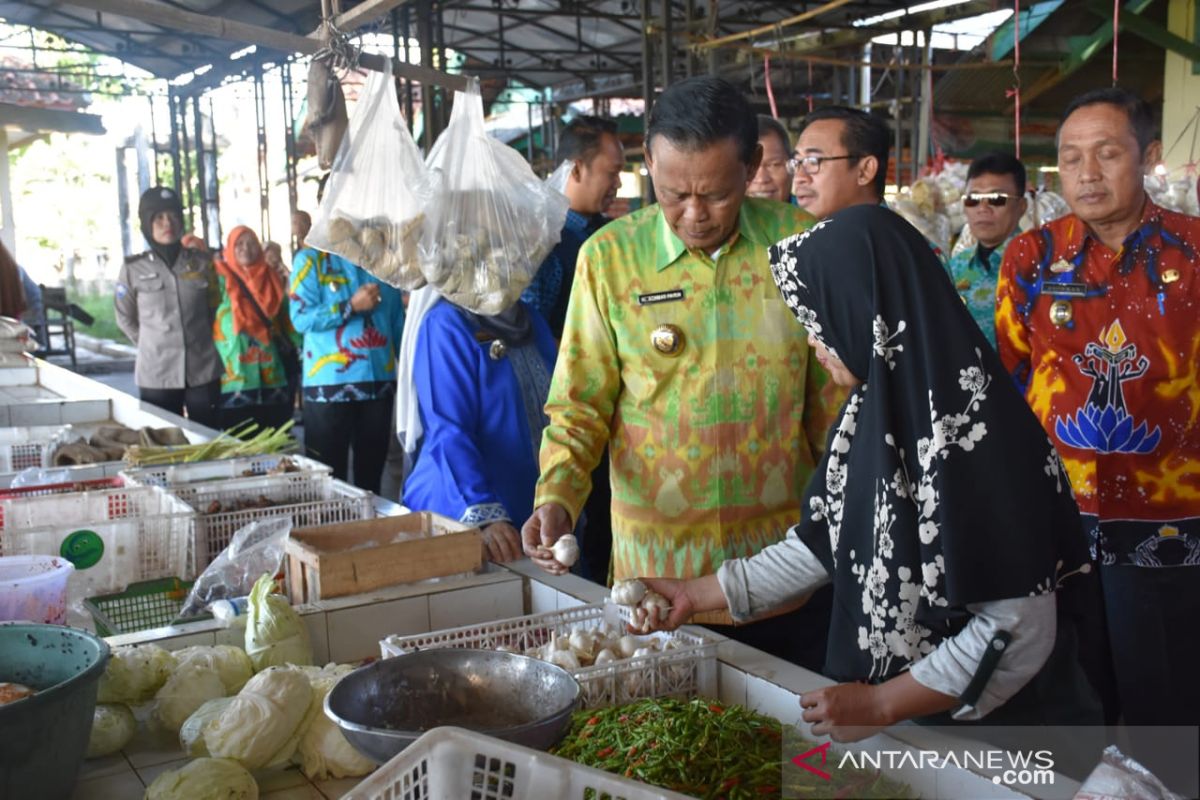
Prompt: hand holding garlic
<box><xmin>543</xmin><ymin>533</ymin><xmax>579</xmax><ymax>568</ymax></box>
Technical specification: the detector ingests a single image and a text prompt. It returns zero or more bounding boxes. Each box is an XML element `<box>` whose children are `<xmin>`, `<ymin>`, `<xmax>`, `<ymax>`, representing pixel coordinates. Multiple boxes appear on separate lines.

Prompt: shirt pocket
<box><xmin>134</xmin><ymin>276</ymin><xmax>164</xmax><ymax>293</ymax></box>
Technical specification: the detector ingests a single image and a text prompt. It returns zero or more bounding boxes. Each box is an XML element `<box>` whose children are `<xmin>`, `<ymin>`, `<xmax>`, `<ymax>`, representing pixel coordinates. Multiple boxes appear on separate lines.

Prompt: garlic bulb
<box><xmin>593</xmin><ymin>648</ymin><xmax>617</xmax><ymax>666</ymax></box>
<box><xmin>549</xmin><ymin>534</ymin><xmax>580</xmax><ymax>567</ymax></box>
<box><xmin>568</xmin><ymin>629</ymin><xmax>595</xmax><ymax>658</ymax></box>
<box><xmin>616</xmin><ymin>635</ymin><xmax>640</xmax><ymax>659</ymax></box>
<box><xmin>631</xmin><ymin>647</ymin><xmax>655</xmax><ymax>660</ymax></box>
<box><xmin>610</xmin><ymin>579</ymin><xmax>647</xmax><ymax>606</ymax></box>
<box><xmin>636</xmin><ymin>591</ymin><xmax>671</xmax><ymax>633</ymax></box>
<box><xmin>552</xmin><ymin>635</ymin><xmax>571</xmax><ymax>651</ymax></box>
<box><xmin>547</xmin><ymin>649</ymin><xmax>580</xmax><ymax>670</ymax></box>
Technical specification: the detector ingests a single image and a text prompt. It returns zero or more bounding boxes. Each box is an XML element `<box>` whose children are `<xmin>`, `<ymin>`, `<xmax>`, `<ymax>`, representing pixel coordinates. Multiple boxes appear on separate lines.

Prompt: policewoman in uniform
<box><xmin>115</xmin><ymin>186</ymin><xmax>222</xmax><ymax>428</ymax></box>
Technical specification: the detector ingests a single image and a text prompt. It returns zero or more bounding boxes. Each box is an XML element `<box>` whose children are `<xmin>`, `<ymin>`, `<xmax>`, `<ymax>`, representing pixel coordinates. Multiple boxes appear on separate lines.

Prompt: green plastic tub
<box><xmin>0</xmin><ymin>623</ymin><xmax>110</xmax><ymax>800</ymax></box>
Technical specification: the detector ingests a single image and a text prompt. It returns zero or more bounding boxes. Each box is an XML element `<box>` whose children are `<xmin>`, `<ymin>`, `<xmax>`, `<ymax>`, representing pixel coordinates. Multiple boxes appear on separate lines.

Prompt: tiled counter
<box><xmin>71</xmin><ymin>560</ymin><xmax>1079</xmax><ymax>800</ymax></box>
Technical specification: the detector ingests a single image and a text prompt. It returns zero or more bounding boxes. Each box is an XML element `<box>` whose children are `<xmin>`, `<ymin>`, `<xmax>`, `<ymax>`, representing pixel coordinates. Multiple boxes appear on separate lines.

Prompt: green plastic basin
<box><xmin>0</xmin><ymin>624</ymin><xmax>110</xmax><ymax>800</ymax></box>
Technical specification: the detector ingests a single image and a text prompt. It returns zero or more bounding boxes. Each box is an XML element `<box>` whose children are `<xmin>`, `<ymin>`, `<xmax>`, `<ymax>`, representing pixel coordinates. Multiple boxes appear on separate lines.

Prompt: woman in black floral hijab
<box><xmin>638</xmin><ymin>204</ymin><xmax>1100</xmax><ymax>739</ymax></box>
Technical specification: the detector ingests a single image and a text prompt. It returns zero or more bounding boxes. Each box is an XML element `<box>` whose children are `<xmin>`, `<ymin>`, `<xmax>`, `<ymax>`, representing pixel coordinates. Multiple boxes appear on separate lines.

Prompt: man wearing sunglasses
<box><xmin>945</xmin><ymin>152</ymin><xmax>1028</xmax><ymax>348</ymax></box>
<box><xmin>996</xmin><ymin>87</ymin><xmax>1200</xmax><ymax>740</ymax></box>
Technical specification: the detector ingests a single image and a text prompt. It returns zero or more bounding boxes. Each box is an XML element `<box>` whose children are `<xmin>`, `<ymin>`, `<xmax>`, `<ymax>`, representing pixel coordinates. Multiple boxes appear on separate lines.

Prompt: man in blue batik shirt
<box><xmin>945</xmin><ymin>151</ymin><xmax>1028</xmax><ymax>350</ymax></box>
<box><xmin>523</xmin><ymin>116</ymin><xmax>624</xmax><ymax>340</ymax></box>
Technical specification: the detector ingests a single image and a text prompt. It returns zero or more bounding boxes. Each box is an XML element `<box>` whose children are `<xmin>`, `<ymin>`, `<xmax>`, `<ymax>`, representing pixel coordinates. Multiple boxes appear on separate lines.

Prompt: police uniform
<box><xmin>115</xmin><ymin>246</ymin><xmax>222</xmax><ymax>421</ymax></box>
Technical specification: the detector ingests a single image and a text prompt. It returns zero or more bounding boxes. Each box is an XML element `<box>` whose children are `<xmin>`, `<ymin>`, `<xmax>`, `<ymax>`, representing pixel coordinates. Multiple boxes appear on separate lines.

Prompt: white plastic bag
<box><xmin>307</xmin><ymin>60</ymin><xmax>431</xmax><ymax>289</ymax></box>
<box><xmin>178</xmin><ymin>516</ymin><xmax>292</xmax><ymax>618</ymax></box>
<box><xmin>421</xmin><ymin>79</ymin><xmax>570</xmax><ymax>315</ymax></box>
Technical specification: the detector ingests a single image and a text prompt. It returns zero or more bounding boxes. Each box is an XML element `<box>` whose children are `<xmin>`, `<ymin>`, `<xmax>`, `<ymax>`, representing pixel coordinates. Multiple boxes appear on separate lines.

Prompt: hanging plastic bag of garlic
<box><xmin>306</xmin><ymin>59</ymin><xmax>433</xmax><ymax>290</ymax></box>
<box><xmin>419</xmin><ymin>78</ymin><xmax>571</xmax><ymax>316</ymax></box>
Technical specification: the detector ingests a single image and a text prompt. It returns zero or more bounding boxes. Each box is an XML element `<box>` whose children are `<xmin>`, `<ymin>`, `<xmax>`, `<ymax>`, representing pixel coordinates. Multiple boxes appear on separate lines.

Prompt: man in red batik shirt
<box><xmin>997</xmin><ymin>88</ymin><xmax>1200</xmax><ymax>734</ymax></box>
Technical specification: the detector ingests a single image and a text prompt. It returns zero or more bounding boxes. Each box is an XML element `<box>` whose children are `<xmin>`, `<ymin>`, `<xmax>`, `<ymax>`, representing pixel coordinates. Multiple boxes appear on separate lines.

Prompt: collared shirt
<box><xmin>945</xmin><ymin>231</ymin><xmax>1018</xmax><ymax>349</ymax></box>
<box><xmin>288</xmin><ymin>248</ymin><xmax>404</xmax><ymax>403</ymax></box>
<box><xmin>522</xmin><ymin>209</ymin><xmax>608</xmax><ymax>338</ymax></box>
<box><xmin>534</xmin><ymin>198</ymin><xmax>846</xmax><ymax>622</ymax></box>
<box><xmin>996</xmin><ymin>199</ymin><xmax>1200</xmax><ymax>567</ymax></box>
<box><xmin>115</xmin><ymin>247</ymin><xmax>223</xmax><ymax>389</ymax></box>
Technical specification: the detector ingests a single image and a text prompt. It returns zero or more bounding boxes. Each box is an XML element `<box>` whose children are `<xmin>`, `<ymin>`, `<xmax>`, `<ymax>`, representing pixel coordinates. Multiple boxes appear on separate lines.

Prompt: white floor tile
<box><xmin>327</xmin><ymin>595</ymin><xmax>429</xmax><ymax>663</ymax></box>
<box><xmin>123</xmin><ymin>720</ymin><xmax>186</xmax><ymax>769</ymax></box>
<box><xmin>134</xmin><ymin>756</ymin><xmax>190</xmax><ymax>788</ymax></box>
<box><xmin>529</xmin><ymin>578</ymin><xmax>556</xmax><ymax>615</ymax></box>
<box><xmin>314</xmin><ymin>775</ymin><xmax>366</xmax><ymax>799</ymax></box>
<box><xmin>77</xmin><ymin>753</ymin><xmax>133</xmax><ymax>781</ymax></box>
<box><xmin>256</xmin><ymin>768</ymin><xmax>312</xmax><ymax>792</ymax></box>
<box><xmin>428</xmin><ymin>582</ymin><xmax>523</xmax><ymax>630</ymax></box>
<box><xmin>718</xmin><ymin>663</ymin><xmax>748</xmax><ymax>708</ymax></box>
<box><xmin>70</xmin><ymin>770</ymin><xmax>145</xmax><ymax>800</ymax></box>
<box><xmin>262</xmin><ymin>786</ymin><xmax>325</xmax><ymax>799</ymax></box>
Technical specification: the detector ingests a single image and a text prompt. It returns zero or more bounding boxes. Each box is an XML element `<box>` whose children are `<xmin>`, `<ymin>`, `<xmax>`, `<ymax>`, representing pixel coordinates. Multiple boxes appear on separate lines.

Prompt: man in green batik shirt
<box><xmin>945</xmin><ymin>151</ymin><xmax>1028</xmax><ymax>349</ymax></box>
<box><xmin>521</xmin><ymin>77</ymin><xmax>845</xmax><ymax>670</ymax></box>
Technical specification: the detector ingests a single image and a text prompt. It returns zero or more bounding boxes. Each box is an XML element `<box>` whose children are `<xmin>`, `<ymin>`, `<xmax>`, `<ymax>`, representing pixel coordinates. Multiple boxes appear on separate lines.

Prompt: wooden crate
<box><xmin>286</xmin><ymin>512</ymin><xmax>483</xmax><ymax>603</ymax></box>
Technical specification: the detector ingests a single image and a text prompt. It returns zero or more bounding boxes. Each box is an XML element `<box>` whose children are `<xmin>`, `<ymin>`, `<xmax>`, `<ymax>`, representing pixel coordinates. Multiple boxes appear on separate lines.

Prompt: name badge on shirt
<box><xmin>179</xmin><ymin>270</ymin><xmax>205</xmax><ymax>280</ymax></box>
<box><xmin>1045</xmin><ymin>282</ymin><xmax>1090</xmax><ymax>298</ymax></box>
<box><xmin>638</xmin><ymin>289</ymin><xmax>685</xmax><ymax>305</ymax></box>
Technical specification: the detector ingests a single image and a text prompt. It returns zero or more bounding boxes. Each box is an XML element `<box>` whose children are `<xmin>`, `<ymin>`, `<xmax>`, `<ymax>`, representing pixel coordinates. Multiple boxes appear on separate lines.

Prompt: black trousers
<box><xmin>139</xmin><ymin>381</ymin><xmax>220</xmax><ymax>429</ymax></box>
<box><xmin>1100</xmin><ymin>563</ymin><xmax>1200</xmax><ymax>726</ymax></box>
<box><xmin>302</xmin><ymin>396</ymin><xmax>393</xmax><ymax>494</ymax></box>
<box><xmin>705</xmin><ymin>584</ymin><xmax>834</xmax><ymax>673</ymax></box>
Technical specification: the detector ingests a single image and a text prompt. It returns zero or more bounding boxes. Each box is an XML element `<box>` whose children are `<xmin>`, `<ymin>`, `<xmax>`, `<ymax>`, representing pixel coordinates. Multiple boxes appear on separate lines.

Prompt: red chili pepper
<box><xmin>720</xmin><ymin>777</ymin><xmax>740</xmax><ymax>790</ymax></box>
<box><xmin>708</xmin><ymin>704</ymin><xmax>725</xmax><ymax>714</ymax></box>
<box><xmin>586</xmin><ymin>716</ymin><xmax>600</xmax><ymax>726</ymax></box>
<box><xmin>756</xmin><ymin>786</ymin><xmax>778</xmax><ymax>794</ymax></box>
<box><xmin>627</xmin><ymin>745</ymin><xmax>638</xmax><ymax>757</ymax></box>
<box><xmin>619</xmin><ymin>715</ymin><xmax>629</xmax><ymax>723</ymax></box>
<box><xmin>596</xmin><ymin>746</ymin><xmax>614</xmax><ymax>758</ymax></box>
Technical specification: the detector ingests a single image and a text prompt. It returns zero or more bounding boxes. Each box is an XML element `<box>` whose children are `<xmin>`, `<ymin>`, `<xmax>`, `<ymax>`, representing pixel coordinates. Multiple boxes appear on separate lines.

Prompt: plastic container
<box><xmin>343</xmin><ymin>725</ymin><xmax>690</xmax><ymax>800</ymax></box>
<box><xmin>119</xmin><ymin>453</ymin><xmax>331</xmax><ymax>490</ymax></box>
<box><xmin>0</xmin><ymin>425</ymin><xmax>72</xmax><ymax>473</ymax></box>
<box><xmin>381</xmin><ymin>603</ymin><xmax>717</xmax><ymax>709</ymax></box>
<box><xmin>0</xmin><ymin>555</ymin><xmax>74</xmax><ymax>624</ymax></box>
<box><xmin>0</xmin><ymin>623</ymin><xmax>110</xmax><ymax>800</ymax></box>
<box><xmin>168</xmin><ymin>474</ymin><xmax>374</xmax><ymax>568</ymax></box>
<box><xmin>83</xmin><ymin>577</ymin><xmax>207</xmax><ymax>636</ymax></box>
<box><xmin>210</xmin><ymin>596</ymin><xmax>250</xmax><ymax>628</ymax></box>
<box><xmin>0</xmin><ymin>485</ymin><xmax>196</xmax><ymax>604</ymax></box>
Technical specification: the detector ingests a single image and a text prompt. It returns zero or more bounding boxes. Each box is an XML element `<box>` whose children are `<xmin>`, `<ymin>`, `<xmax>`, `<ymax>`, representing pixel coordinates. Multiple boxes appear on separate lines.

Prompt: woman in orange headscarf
<box><xmin>213</xmin><ymin>226</ymin><xmax>300</xmax><ymax>434</ymax></box>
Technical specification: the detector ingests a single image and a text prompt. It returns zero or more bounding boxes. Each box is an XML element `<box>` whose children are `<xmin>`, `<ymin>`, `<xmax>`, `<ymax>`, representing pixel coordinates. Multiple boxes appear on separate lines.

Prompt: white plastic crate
<box><xmin>382</xmin><ymin>603</ymin><xmax>717</xmax><ymax>709</ymax></box>
<box><xmin>172</xmin><ymin>473</ymin><xmax>374</xmax><ymax>567</ymax></box>
<box><xmin>0</xmin><ymin>485</ymin><xmax>196</xmax><ymax>603</ymax></box>
<box><xmin>0</xmin><ymin>460</ymin><xmax>125</xmax><ymax>490</ymax></box>
<box><xmin>0</xmin><ymin>424</ymin><xmax>72</xmax><ymax>473</ymax></box>
<box><xmin>120</xmin><ymin>453</ymin><xmax>331</xmax><ymax>489</ymax></box>
<box><xmin>343</xmin><ymin>726</ymin><xmax>691</xmax><ymax>800</ymax></box>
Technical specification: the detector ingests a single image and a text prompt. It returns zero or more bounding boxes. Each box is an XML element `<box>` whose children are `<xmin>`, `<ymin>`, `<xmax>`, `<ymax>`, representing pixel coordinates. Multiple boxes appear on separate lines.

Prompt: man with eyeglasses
<box><xmin>945</xmin><ymin>151</ymin><xmax>1028</xmax><ymax>348</ymax></box>
<box><xmin>791</xmin><ymin>106</ymin><xmax>946</xmax><ymax>264</ymax></box>
<box><xmin>996</xmin><ymin>87</ymin><xmax>1200</xmax><ymax>737</ymax></box>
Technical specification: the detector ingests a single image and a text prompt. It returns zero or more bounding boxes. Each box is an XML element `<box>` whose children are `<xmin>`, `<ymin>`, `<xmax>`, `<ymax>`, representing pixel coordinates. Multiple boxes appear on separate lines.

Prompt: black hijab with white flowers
<box><xmin>769</xmin><ymin>204</ymin><xmax>1089</xmax><ymax>684</ymax></box>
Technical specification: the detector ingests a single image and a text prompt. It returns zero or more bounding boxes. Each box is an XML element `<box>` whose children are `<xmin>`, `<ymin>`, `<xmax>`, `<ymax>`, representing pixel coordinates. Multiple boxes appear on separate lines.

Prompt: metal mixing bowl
<box><xmin>324</xmin><ymin>648</ymin><xmax>581</xmax><ymax>763</ymax></box>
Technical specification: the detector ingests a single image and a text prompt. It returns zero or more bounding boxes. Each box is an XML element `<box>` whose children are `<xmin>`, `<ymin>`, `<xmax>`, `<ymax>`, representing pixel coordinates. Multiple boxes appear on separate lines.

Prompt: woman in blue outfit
<box><xmin>398</xmin><ymin>286</ymin><xmax>556</xmax><ymax>563</ymax></box>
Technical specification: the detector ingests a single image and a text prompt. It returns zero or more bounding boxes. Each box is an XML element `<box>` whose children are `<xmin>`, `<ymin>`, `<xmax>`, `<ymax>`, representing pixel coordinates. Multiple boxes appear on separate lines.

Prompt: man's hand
<box><xmin>800</xmin><ymin>683</ymin><xmax>891</xmax><ymax>742</ymax></box>
<box><xmin>521</xmin><ymin>503</ymin><xmax>573</xmax><ymax>575</ymax></box>
<box><xmin>350</xmin><ymin>283</ymin><xmax>382</xmax><ymax>313</ymax></box>
<box><xmin>481</xmin><ymin>522</ymin><xmax>523</xmax><ymax>563</ymax></box>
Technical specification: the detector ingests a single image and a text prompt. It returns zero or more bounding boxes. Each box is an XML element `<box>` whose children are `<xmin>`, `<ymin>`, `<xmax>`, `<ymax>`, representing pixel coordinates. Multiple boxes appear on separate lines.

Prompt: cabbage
<box><xmin>174</xmin><ymin>645</ymin><xmax>254</xmax><ymax>694</ymax></box>
<box><xmin>155</xmin><ymin>662</ymin><xmax>226</xmax><ymax>733</ymax></box>
<box><xmin>97</xmin><ymin>644</ymin><xmax>176</xmax><ymax>704</ymax></box>
<box><xmin>203</xmin><ymin>666</ymin><xmax>312</xmax><ymax>769</ymax></box>
<box><xmin>180</xmin><ymin>697</ymin><xmax>236</xmax><ymax>758</ymax></box>
<box><xmin>144</xmin><ymin>757</ymin><xmax>258</xmax><ymax>800</ymax></box>
<box><xmin>86</xmin><ymin>703</ymin><xmax>137</xmax><ymax>758</ymax></box>
<box><xmin>245</xmin><ymin>574</ymin><xmax>312</xmax><ymax>671</ymax></box>
<box><xmin>296</xmin><ymin>672</ymin><xmax>375</xmax><ymax>780</ymax></box>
